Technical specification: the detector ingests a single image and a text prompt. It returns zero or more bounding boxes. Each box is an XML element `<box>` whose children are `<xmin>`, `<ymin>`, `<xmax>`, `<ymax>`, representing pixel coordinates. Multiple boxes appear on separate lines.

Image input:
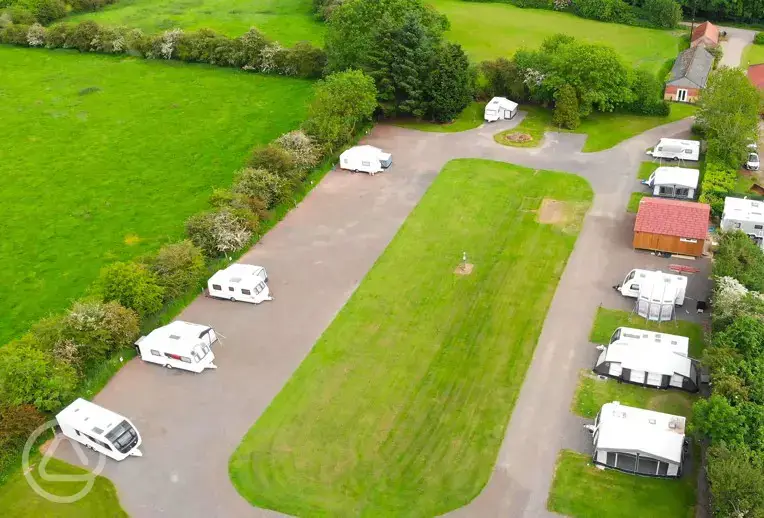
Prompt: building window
<box><xmin>211</xmin><ymin>284</ymin><xmax>222</xmax><ymax>291</ymax></box>
<box><xmin>676</xmin><ymin>89</ymin><xmax>688</xmax><ymax>102</ymax></box>
<box><xmin>679</xmin><ymin>238</ymin><xmax>698</xmax><ymax>243</ymax></box>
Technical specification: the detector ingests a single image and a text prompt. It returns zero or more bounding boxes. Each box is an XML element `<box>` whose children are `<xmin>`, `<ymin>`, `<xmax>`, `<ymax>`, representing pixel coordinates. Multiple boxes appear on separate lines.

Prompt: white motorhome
<box><xmin>484</xmin><ymin>97</ymin><xmax>518</xmax><ymax>122</ymax></box>
<box><xmin>593</xmin><ymin>327</ymin><xmax>700</xmax><ymax>392</ymax></box>
<box><xmin>642</xmin><ymin>167</ymin><xmax>699</xmax><ymax>199</ymax></box>
<box><xmin>339</xmin><ymin>145</ymin><xmax>393</xmax><ymax>175</ymax></box>
<box><xmin>648</xmin><ymin>138</ymin><xmax>700</xmax><ymax>162</ymax></box>
<box><xmin>721</xmin><ymin>197</ymin><xmax>764</xmax><ymax>248</ymax></box>
<box><xmin>56</xmin><ymin>399</ymin><xmax>142</xmax><ymax>461</ymax></box>
<box><xmin>586</xmin><ymin>401</ymin><xmax>686</xmax><ymax>478</ymax></box>
<box><xmin>207</xmin><ymin>263</ymin><xmax>272</xmax><ymax>304</ymax></box>
<box><xmin>135</xmin><ymin>321</ymin><xmax>218</xmax><ymax>372</ymax></box>
<box><xmin>615</xmin><ymin>269</ymin><xmax>688</xmax><ymax>322</ymax></box>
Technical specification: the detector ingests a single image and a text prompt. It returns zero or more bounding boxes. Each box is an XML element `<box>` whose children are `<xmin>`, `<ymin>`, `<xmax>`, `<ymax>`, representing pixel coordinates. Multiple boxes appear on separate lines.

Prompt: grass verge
<box><xmin>548</xmin><ymin>450</ymin><xmax>696</xmax><ymax>518</ymax></box>
<box><xmin>229</xmin><ymin>159</ymin><xmax>593</xmax><ymax>516</ymax></box>
<box><xmin>638</xmin><ymin>161</ymin><xmax>659</xmax><ymax>180</ymax></box>
<box><xmin>589</xmin><ymin>307</ymin><xmax>706</xmax><ymax>358</ymax></box>
<box><xmin>627</xmin><ymin>192</ymin><xmax>647</xmax><ymax>213</ymax></box>
<box><xmin>742</xmin><ymin>42</ymin><xmax>764</xmax><ymax>68</ymax></box>
<box><xmin>393</xmin><ymin>102</ymin><xmax>484</xmax><ymax>133</ymax></box>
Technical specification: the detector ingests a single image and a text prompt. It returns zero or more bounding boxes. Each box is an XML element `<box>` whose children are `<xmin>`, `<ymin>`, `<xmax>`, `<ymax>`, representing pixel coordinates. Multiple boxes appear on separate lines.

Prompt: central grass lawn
<box><xmin>590</xmin><ymin>308</ymin><xmax>706</xmax><ymax>358</ymax></box>
<box><xmin>428</xmin><ymin>0</ymin><xmax>681</xmax><ymax>72</ymax></box>
<box><xmin>229</xmin><ymin>159</ymin><xmax>593</xmax><ymax>516</ymax></box>
<box><xmin>0</xmin><ymin>457</ymin><xmax>125</xmax><ymax>517</ymax></box>
<box><xmin>0</xmin><ymin>47</ymin><xmax>314</xmax><ymax>345</ymax></box>
<box><xmin>66</xmin><ymin>0</ymin><xmax>324</xmax><ymax>44</ymax></box>
<box><xmin>573</xmin><ymin>371</ymin><xmax>696</xmax><ymax>419</ymax></box>
<box><xmin>495</xmin><ymin>104</ymin><xmax>696</xmax><ymax>152</ymax></box>
<box><xmin>393</xmin><ymin>102</ymin><xmax>484</xmax><ymax>132</ymax></box>
<box><xmin>548</xmin><ymin>450</ymin><xmax>696</xmax><ymax>518</ymax></box>
<box><xmin>742</xmin><ymin>43</ymin><xmax>764</xmax><ymax>67</ymax></box>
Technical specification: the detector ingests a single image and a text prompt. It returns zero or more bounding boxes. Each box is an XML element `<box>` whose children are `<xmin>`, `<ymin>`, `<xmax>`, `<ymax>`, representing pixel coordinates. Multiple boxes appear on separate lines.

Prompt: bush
<box><xmin>0</xmin><ymin>341</ymin><xmax>78</xmax><ymax>412</ymax></box>
<box><xmin>148</xmin><ymin>240</ymin><xmax>206</xmax><ymax>301</ymax></box>
<box><xmin>234</xmin><ymin>167</ymin><xmax>291</xmax><ymax>209</ymax></box>
<box><xmin>713</xmin><ymin>231</ymin><xmax>764</xmax><ymax>292</ymax></box>
<box><xmin>185</xmin><ymin>209</ymin><xmax>252</xmax><ymax>257</ymax></box>
<box><xmin>572</xmin><ymin>0</ymin><xmax>635</xmax><ymax>24</ymax></box>
<box><xmin>34</xmin><ymin>0</ymin><xmax>66</xmax><ymax>25</ymax></box>
<box><xmin>552</xmin><ymin>84</ymin><xmax>580</xmax><ymax>129</ymax></box>
<box><xmin>285</xmin><ymin>41</ymin><xmax>327</xmax><ymax>79</ymax></box>
<box><xmin>707</xmin><ymin>444</ymin><xmax>764</xmax><ymax>518</ymax></box>
<box><xmin>63</xmin><ymin>299</ymin><xmax>140</xmax><ymax>366</ymax></box>
<box><xmin>44</xmin><ymin>21</ymin><xmax>70</xmax><ymax>47</ymax></box>
<box><xmin>97</xmin><ymin>262</ymin><xmax>165</xmax><ymax>317</ymax></box>
<box><xmin>755</xmin><ymin>32</ymin><xmax>764</xmax><ymax>45</ymax></box>
<box><xmin>26</xmin><ymin>22</ymin><xmax>45</xmax><ymax>46</ymax></box>
<box><xmin>0</xmin><ymin>404</ymin><xmax>46</xmax><ymax>452</ymax></box>
<box><xmin>8</xmin><ymin>6</ymin><xmax>35</xmax><ymax>25</ymax></box>
<box><xmin>248</xmin><ymin>144</ymin><xmax>298</xmax><ymax>178</ymax></box>
<box><xmin>274</xmin><ymin>130</ymin><xmax>321</xmax><ymax>171</ymax></box>
<box><xmin>423</xmin><ymin>43</ymin><xmax>474</xmax><ymax>123</ymax></box>
<box><xmin>238</xmin><ymin>27</ymin><xmax>269</xmax><ymax>70</ymax></box>
<box><xmin>628</xmin><ymin>68</ymin><xmax>669</xmax><ymax>115</ymax></box>
<box><xmin>641</xmin><ymin>0</ymin><xmax>681</xmax><ymax>29</ymax></box>
<box><xmin>67</xmin><ymin>20</ymin><xmax>100</xmax><ymax>52</ymax></box>
<box><xmin>479</xmin><ymin>58</ymin><xmax>526</xmax><ymax>101</ymax></box>
<box><xmin>706</xmin><ymin>44</ymin><xmax>723</xmax><ymax>69</ymax></box>
<box><xmin>1</xmin><ymin>22</ymin><xmax>29</xmax><ymax>45</ymax></box>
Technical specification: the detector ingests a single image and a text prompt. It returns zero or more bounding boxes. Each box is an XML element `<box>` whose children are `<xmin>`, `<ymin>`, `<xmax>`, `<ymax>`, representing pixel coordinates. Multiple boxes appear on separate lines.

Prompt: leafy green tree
<box><xmin>691</xmin><ymin>394</ymin><xmax>747</xmax><ymax>445</ymax></box>
<box><xmin>552</xmin><ymin>83</ymin><xmax>580</xmax><ymax>129</ymax></box>
<box><xmin>714</xmin><ymin>315</ymin><xmax>764</xmax><ymax>358</ymax></box>
<box><xmin>98</xmin><ymin>262</ymin><xmax>164</xmax><ymax>317</ymax></box>
<box><xmin>713</xmin><ymin>231</ymin><xmax>764</xmax><ymax>292</ymax></box>
<box><xmin>302</xmin><ymin>70</ymin><xmax>378</xmax><ymax>149</ymax></box>
<box><xmin>422</xmin><ymin>43</ymin><xmax>474</xmax><ymax>122</ymax></box>
<box><xmin>148</xmin><ymin>241</ymin><xmax>206</xmax><ymax>301</ymax></box>
<box><xmin>697</xmin><ymin>67</ymin><xmax>760</xmax><ymax>169</ymax></box>
<box><xmin>642</xmin><ymin>0</ymin><xmax>681</xmax><ymax>28</ymax></box>
<box><xmin>479</xmin><ymin>58</ymin><xmax>526</xmax><ymax>101</ymax></box>
<box><xmin>707</xmin><ymin>444</ymin><xmax>764</xmax><ymax>518</ymax></box>
<box><xmin>0</xmin><ymin>341</ymin><xmax>78</xmax><ymax>412</ymax></box>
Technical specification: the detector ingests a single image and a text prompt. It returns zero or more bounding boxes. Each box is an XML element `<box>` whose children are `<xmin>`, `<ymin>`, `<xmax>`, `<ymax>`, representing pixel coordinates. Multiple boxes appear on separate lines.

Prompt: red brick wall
<box><xmin>663</xmin><ymin>86</ymin><xmax>700</xmax><ymax>103</ymax></box>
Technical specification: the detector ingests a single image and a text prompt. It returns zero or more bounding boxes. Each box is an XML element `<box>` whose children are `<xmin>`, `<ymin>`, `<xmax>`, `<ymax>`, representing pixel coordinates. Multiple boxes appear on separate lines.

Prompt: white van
<box><xmin>56</xmin><ymin>399</ymin><xmax>142</xmax><ymax>461</ymax></box>
<box><xmin>648</xmin><ymin>138</ymin><xmax>700</xmax><ymax>161</ymax></box>
<box><xmin>135</xmin><ymin>321</ymin><xmax>218</xmax><ymax>372</ymax></box>
<box><xmin>339</xmin><ymin>145</ymin><xmax>392</xmax><ymax>175</ymax></box>
<box><xmin>207</xmin><ymin>263</ymin><xmax>272</xmax><ymax>304</ymax></box>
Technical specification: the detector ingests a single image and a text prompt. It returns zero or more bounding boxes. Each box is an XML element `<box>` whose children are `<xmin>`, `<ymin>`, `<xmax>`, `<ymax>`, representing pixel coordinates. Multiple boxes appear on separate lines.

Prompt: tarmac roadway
<box><xmin>56</xmin><ymin>114</ymin><xmax>713</xmax><ymax>517</ymax></box>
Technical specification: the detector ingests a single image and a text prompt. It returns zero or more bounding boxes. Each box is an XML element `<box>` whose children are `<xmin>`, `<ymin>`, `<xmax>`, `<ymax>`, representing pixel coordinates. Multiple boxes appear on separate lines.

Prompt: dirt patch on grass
<box><xmin>502</xmin><ymin>132</ymin><xmax>533</xmax><ymax>143</ymax></box>
<box><xmin>536</xmin><ymin>198</ymin><xmax>588</xmax><ymax>234</ymax></box>
<box><xmin>454</xmin><ymin>263</ymin><xmax>474</xmax><ymax>275</ymax></box>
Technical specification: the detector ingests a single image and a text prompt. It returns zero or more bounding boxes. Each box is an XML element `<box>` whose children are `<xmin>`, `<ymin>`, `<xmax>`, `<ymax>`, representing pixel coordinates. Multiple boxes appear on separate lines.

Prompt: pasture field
<box><xmin>429</xmin><ymin>0</ymin><xmax>682</xmax><ymax>72</ymax></box>
<box><xmin>66</xmin><ymin>0</ymin><xmax>324</xmax><ymax>45</ymax></box>
<box><xmin>0</xmin><ymin>46</ymin><xmax>313</xmax><ymax>345</ymax></box>
<box><xmin>230</xmin><ymin>159</ymin><xmax>592</xmax><ymax>516</ymax></box>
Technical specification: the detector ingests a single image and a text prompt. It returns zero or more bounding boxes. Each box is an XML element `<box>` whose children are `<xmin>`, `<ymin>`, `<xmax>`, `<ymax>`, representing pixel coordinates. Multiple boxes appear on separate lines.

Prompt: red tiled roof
<box><xmin>691</xmin><ymin>21</ymin><xmax>719</xmax><ymax>45</ymax></box>
<box><xmin>749</xmin><ymin>64</ymin><xmax>764</xmax><ymax>89</ymax></box>
<box><xmin>634</xmin><ymin>198</ymin><xmax>710</xmax><ymax>240</ymax></box>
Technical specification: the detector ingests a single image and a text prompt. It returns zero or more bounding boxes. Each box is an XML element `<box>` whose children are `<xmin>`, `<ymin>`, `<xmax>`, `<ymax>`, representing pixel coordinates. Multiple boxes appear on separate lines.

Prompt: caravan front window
<box><xmin>625</xmin><ymin>270</ymin><xmax>635</xmax><ymax>282</ymax></box>
<box><xmin>609</xmin><ymin>329</ymin><xmax>621</xmax><ymax>344</ymax></box>
<box><xmin>105</xmin><ymin>420</ymin><xmax>138</xmax><ymax>454</ymax></box>
<box><xmin>191</xmin><ymin>344</ymin><xmax>209</xmax><ymax>363</ymax></box>
<box><xmin>254</xmin><ymin>282</ymin><xmax>265</xmax><ymax>295</ymax></box>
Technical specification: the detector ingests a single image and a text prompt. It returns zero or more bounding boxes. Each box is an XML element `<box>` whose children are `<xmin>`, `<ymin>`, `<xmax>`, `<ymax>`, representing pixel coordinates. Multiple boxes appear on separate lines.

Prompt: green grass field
<box><xmin>0</xmin><ymin>457</ymin><xmax>125</xmax><ymax>517</ymax></box>
<box><xmin>495</xmin><ymin>104</ymin><xmax>696</xmax><ymax>152</ymax></box>
<box><xmin>393</xmin><ymin>102</ymin><xmax>484</xmax><ymax>132</ymax></box>
<box><xmin>230</xmin><ymin>159</ymin><xmax>592</xmax><ymax>516</ymax></box>
<box><xmin>548</xmin><ymin>450</ymin><xmax>696</xmax><ymax>518</ymax></box>
<box><xmin>742</xmin><ymin>43</ymin><xmax>764</xmax><ymax>67</ymax></box>
<box><xmin>638</xmin><ymin>161</ymin><xmax>659</xmax><ymax>180</ymax></box>
<box><xmin>627</xmin><ymin>192</ymin><xmax>647</xmax><ymax>213</ymax></box>
<box><xmin>0</xmin><ymin>47</ymin><xmax>313</xmax><ymax>345</ymax></box>
<box><xmin>66</xmin><ymin>0</ymin><xmax>324</xmax><ymax>44</ymax></box>
<box><xmin>573</xmin><ymin>371</ymin><xmax>696</xmax><ymax>419</ymax></box>
<box><xmin>589</xmin><ymin>308</ymin><xmax>706</xmax><ymax>357</ymax></box>
<box><xmin>429</xmin><ymin>0</ymin><xmax>681</xmax><ymax>71</ymax></box>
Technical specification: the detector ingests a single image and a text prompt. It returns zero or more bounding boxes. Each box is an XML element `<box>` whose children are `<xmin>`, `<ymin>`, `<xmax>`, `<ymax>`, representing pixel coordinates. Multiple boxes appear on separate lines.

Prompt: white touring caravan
<box><xmin>594</xmin><ymin>327</ymin><xmax>700</xmax><ymax>392</ymax></box>
<box><xmin>720</xmin><ymin>197</ymin><xmax>764</xmax><ymax>249</ymax></box>
<box><xmin>648</xmin><ymin>138</ymin><xmax>700</xmax><ymax>162</ymax></box>
<box><xmin>339</xmin><ymin>145</ymin><xmax>393</xmax><ymax>175</ymax></box>
<box><xmin>615</xmin><ymin>269</ymin><xmax>688</xmax><ymax>322</ymax></box>
<box><xmin>56</xmin><ymin>399</ymin><xmax>142</xmax><ymax>461</ymax></box>
<box><xmin>642</xmin><ymin>167</ymin><xmax>699</xmax><ymax>199</ymax></box>
<box><xmin>484</xmin><ymin>97</ymin><xmax>518</xmax><ymax>122</ymax></box>
<box><xmin>586</xmin><ymin>401</ymin><xmax>686</xmax><ymax>478</ymax></box>
<box><xmin>207</xmin><ymin>263</ymin><xmax>272</xmax><ymax>304</ymax></box>
<box><xmin>135</xmin><ymin>321</ymin><xmax>218</xmax><ymax>372</ymax></box>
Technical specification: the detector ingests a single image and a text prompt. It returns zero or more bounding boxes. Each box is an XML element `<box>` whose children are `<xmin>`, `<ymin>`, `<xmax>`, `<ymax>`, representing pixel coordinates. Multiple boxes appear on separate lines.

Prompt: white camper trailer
<box><xmin>339</xmin><ymin>145</ymin><xmax>392</xmax><ymax>175</ymax></box>
<box><xmin>642</xmin><ymin>167</ymin><xmax>699</xmax><ymax>199</ymax></box>
<box><xmin>56</xmin><ymin>399</ymin><xmax>142</xmax><ymax>461</ymax></box>
<box><xmin>484</xmin><ymin>97</ymin><xmax>518</xmax><ymax>122</ymax></box>
<box><xmin>587</xmin><ymin>401</ymin><xmax>686</xmax><ymax>478</ymax></box>
<box><xmin>648</xmin><ymin>138</ymin><xmax>700</xmax><ymax>162</ymax></box>
<box><xmin>615</xmin><ymin>269</ymin><xmax>688</xmax><ymax>322</ymax></box>
<box><xmin>721</xmin><ymin>197</ymin><xmax>764</xmax><ymax>249</ymax></box>
<box><xmin>207</xmin><ymin>263</ymin><xmax>272</xmax><ymax>304</ymax></box>
<box><xmin>135</xmin><ymin>321</ymin><xmax>218</xmax><ymax>372</ymax></box>
<box><xmin>593</xmin><ymin>327</ymin><xmax>699</xmax><ymax>392</ymax></box>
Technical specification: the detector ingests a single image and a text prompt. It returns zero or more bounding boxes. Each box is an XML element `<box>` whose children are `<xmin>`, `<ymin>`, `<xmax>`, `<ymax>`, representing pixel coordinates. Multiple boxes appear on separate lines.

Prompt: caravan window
<box><xmin>150</xmin><ymin>349</ymin><xmax>161</xmax><ymax>356</ymax></box>
<box><xmin>756</xmin><ymin>225</ymin><xmax>764</xmax><ymax>230</ymax></box>
<box><xmin>625</xmin><ymin>271</ymin><xmax>635</xmax><ymax>282</ymax></box>
<box><xmin>241</xmin><ymin>288</ymin><xmax>251</xmax><ymax>295</ymax></box>
<box><xmin>609</xmin><ymin>329</ymin><xmax>621</xmax><ymax>344</ymax></box>
<box><xmin>684</xmin><ymin>149</ymin><xmax>692</xmax><ymax>154</ymax></box>
<box><xmin>675</xmin><ymin>188</ymin><xmax>689</xmax><ymax>197</ymax></box>
<box><xmin>106</xmin><ymin>420</ymin><xmax>138</xmax><ymax>454</ymax></box>
<box><xmin>191</xmin><ymin>345</ymin><xmax>209</xmax><ymax>363</ymax></box>
<box><xmin>212</xmin><ymin>284</ymin><xmax>222</xmax><ymax>291</ymax></box>
<box><xmin>658</xmin><ymin>186</ymin><xmax>674</xmax><ymax>196</ymax></box>
<box><xmin>228</xmin><ymin>287</ymin><xmax>234</xmax><ymax>292</ymax></box>
<box><xmin>254</xmin><ymin>282</ymin><xmax>265</xmax><ymax>295</ymax></box>
<box><xmin>362</xmin><ymin>160</ymin><xmax>371</xmax><ymax>166</ymax></box>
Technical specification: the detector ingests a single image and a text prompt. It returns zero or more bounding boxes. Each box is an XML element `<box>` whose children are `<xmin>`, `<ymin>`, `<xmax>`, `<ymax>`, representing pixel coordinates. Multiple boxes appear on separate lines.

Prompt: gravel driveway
<box><xmin>56</xmin><ymin>113</ymin><xmax>710</xmax><ymax>518</ymax></box>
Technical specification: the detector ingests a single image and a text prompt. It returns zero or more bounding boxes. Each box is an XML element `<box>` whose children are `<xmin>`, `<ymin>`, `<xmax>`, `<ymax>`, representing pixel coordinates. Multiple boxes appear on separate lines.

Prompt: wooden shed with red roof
<box><xmin>748</xmin><ymin>64</ymin><xmax>764</xmax><ymax>89</ymax></box>
<box><xmin>633</xmin><ymin>198</ymin><xmax>710</xmax><ymax>257</ymax></box>
<box><xmin>691</xmin><ymin>21</ymin><xmax>719</xmax><ymax>48</ymax></box>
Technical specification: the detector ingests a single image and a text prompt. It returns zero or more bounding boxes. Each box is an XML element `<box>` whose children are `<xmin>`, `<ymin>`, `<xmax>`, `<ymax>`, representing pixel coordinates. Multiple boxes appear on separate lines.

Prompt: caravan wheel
<box><xmin>230</xmin><ymin>297</ymin><xmax>236</xmax><ymax>302</ymax></box>
<box><xmin>134</xmin><ymin>345</ymin><xmax>141</xmax><ymax>356</ymax></box>
<box><xmin>164</xmin><ymin>363</ymin><xmax>173</xmax><ymax>369</ymax></box>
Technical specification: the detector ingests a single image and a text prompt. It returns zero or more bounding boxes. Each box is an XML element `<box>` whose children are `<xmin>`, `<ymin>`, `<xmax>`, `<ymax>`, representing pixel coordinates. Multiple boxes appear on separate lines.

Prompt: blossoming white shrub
<box><xmin>26</xmin><ymin>24</ymin><xmax>46</xmax><ymax>47</ymax></box>
<box><xmin>160</xmin><ymin>28</ymin><xmax>183</xmax><ymax>60</ymax></box>
<box><xmin>274</xmin><ymin>130</ymin><xmax>320</xmax><ymax>169</ymax></box>
<box><xmin>260</xmin><ymin>42</ymin><xmax>283</xmax><ymax>73</ymax></box>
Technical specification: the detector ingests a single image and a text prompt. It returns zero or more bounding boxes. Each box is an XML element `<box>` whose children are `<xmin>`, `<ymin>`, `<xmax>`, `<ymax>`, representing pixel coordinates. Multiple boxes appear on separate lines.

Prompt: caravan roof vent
<box><xmin>648</xmin><ymin>419</ymin><xmax>657</xmax><ymax>425</ymax></box>
<box><xmin>92</xmin><ymin>426</ymin><xmax>104</xmax><ymax>434</ymax></box>
<box><xmin>169</xmin><ymin>334</ymin><xmax>181</xmax><ymax>340</ymax></box>
<box><xmin>230</xmin><ymin>277</ymin><xmax>242</xmax><ymax>283</ymax></box>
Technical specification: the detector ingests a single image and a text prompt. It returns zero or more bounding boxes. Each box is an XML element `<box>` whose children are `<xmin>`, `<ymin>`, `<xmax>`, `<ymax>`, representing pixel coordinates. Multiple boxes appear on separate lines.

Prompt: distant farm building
<box><xmin>664</xmin><ymin>46</ymin><xmax>714</xmax><ymax>103</ymax></box>
<box><xmin>691</xmin><ymin>21</ymin><xmax>719</xmax><ymax>47</ymax></box>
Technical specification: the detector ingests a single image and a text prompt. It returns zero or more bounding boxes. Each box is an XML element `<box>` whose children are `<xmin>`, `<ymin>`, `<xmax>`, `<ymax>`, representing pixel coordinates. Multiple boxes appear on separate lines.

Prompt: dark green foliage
<box><xmin>286</xmin><ymin>41</ymin><xmax>327</xmax><ymax>79</ymax></box>
<box><xmin>573</xmin><ymin>0</ymin><xmax>635</xmax><ymax>24</ymax></box>
<box><xmin>479</xmin><ymin>58</ymin><xmax>526</xmax><ymax>101</ymax></box>
<box><xmin>692</xmin><ymin>394</ymin><xmax>747</xmax><ymax>445</ymax></box>
<box><xmin>706</xmin><ymin>444</ymin><xmax>764</xmax><ymax>518</ymax></box>
<box><xmin>756</xmin><ymin>32</ymin><xmax>764</xmax><ymax>45</ymax></box>
<box><xmin>67</xmin><ymin>19</ymin><xmax>100</xmax><ymax>52</ymax></box>
<box><xmin>148</xmin><ymin>241</ymin><xmax>206</xmax><ymax>301</ymax></box>
<box><xmin>422</xmin><ymin>43</ymin><xmax>474</xmax><ymax>122</ymax></box>
<box><xmin>233</xmin><ymin>168</ymin><xmax>291</xmax><ymax>209</ymax></box>
<box><xmin>248</xmin><ymin>144</ymin><xmax>298</xmax><ymax>178</ymax></box>
<box><xmin>8</xmin><ymin>5</ymin><xmax>35</xmax><ymax>24</ymax></box>
<box><xmin>628</xmin><ymin>68</ymin><xmax>670</xmax><ymax>115</ymax></box>
<box><xmin>97</xmin><ymin>262</ymin><xmax>165</xmax><ymax>317</ymax></box>
<box><xmin>552</xmin><ymin>84</ymin><xmax>580</xmax><ymax>129</ymax></box>
<box><xmin>706</xmin><ymin>44</ymin><xmax>723</xmax><ymax>68</ymax></box>
<box><xmin>642</xmin><ymin>0</ymin><xmax>681</xmax><ymax>28</ymax></box>
<box><xmin>0</xmin><ymin>22</ymin><xmax>28</xmax><ymax>44</ymax></box>
<box><xmin>33</xmin><ymin>0</ymin><xmax>65</xmax><ymax>25</ymax></box>
<box><xmin>713</xmin><ymin>231</ymin><xmax>764</xmax><ymax>292</ymax></box>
